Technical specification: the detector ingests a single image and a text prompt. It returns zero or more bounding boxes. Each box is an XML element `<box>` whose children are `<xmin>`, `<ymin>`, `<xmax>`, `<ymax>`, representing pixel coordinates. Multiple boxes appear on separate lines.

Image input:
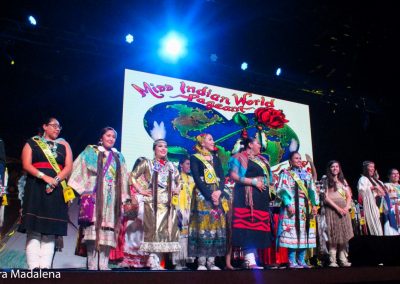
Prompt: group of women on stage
<box><xmin>18</xmin><ymin>117</ymin><xmax>400</xmax><ymax>270</ymax></box>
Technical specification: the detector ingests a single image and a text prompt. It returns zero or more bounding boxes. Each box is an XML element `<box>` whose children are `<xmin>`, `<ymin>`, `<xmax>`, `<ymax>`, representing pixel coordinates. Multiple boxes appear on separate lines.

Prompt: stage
<box><xmin>1</xmin><ymin>198</ymin><xmax>400</xmax><ymax>283</ymax></box>
<box><xmin>1</xmin><ymin>266</ymin><xmax>400</xmax><ymax>284</ymax></box>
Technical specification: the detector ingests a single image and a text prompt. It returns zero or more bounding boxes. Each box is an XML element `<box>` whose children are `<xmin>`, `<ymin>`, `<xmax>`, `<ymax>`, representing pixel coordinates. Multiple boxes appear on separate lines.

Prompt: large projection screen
<box><xmin>121</xmin><ymin>69</ymin><xmax>313</xmax><ymax>178</ymax></box>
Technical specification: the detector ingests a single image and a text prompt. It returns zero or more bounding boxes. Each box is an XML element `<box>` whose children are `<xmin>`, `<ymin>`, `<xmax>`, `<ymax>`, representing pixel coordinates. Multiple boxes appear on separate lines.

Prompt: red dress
<box><xmin>258</xmin><ymin>209</ymin><xmax>288</xmax><ymax>265</ymax></box>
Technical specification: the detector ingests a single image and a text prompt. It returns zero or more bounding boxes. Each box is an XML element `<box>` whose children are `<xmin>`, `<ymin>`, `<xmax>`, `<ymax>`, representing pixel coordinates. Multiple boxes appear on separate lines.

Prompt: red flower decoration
<box><xmin>254</xmin><ymin>107</ymin><xmax>289</xmax><ymax>129</ymax></box>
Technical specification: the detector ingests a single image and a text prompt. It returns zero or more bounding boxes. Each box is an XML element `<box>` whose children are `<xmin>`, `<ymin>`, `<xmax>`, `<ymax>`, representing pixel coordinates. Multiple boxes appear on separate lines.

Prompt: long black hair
<box><xmin>286</xmin><ymin>151</ymin><xmax>310</xmax><ymax>246</ymax></box>
<box><xmin>94</xmin><ymin>126</ymin><xmax>121</xmax><ymax>250</ymax></box>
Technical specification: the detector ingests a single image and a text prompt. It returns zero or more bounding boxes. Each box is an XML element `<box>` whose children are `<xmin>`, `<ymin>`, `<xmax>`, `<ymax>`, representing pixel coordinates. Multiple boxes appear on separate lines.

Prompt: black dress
<box><xmin>18</xmin><ymin>138</ymin><xmax>68</xmax><ymax>236</ymax></box>
<box><xmin>188</xmin><ymin>153</ymin><xmax>228</xmax><ymax>257</ymax></box>
<box><xmin>231</xmin><ymin>160</ymin><xmax>272</xmax><ymax>249</ymax></box>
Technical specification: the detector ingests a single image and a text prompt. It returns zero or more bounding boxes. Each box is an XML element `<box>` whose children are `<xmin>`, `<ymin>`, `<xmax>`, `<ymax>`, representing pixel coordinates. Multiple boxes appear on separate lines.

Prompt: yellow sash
<box><xmin>171</xmin><ymin>195</ymin><xmax>179</xmax><ymax>206</ymax></box>
<box><xmin>179</xmin><ymin>173</ymin><xmax>194</xmax><ymax>210</ymax></box>
<box><xmin>251</xmin><ymin>156</ymin><xmax>270</xmax><ymax>182</ymax></box>
<box><xmin>337</xmin><ymin>187</ymin><xmax>347</xmax><ymax>200</ymax></box>
<box><xmin>1</xmin><ymin>168</ymin><xmax>8</xmax><ymax>206</ymax></box>
<box><xmin>2</xmin><ymin>195</ymin><xmax>7</xmax><ymax>206</ymax></box>
<box><xmin>350</xmin><ymin>206</ymin><xmax>356</xmax><ymax>220</ymax></box>
<box><xmin>222</xmin><ymin>198</ymin><xmax>229</xmax><ymax>213</ymax></box>
<box><xmin>193</xmin><ymin>154</ymin><xmax>229</xmax><ymax>212</ymax></box>
<box><xmin>310</xmin><ymin>218</ymin><xmax>316</xmax><ymax>229</ymax></box>
<box><xmin>194</xmin><ymin>154</ymin><xmax>219</xmax><ymax>186</ymax></box>
<box><xmin>288</xmin><ymin>170</ymin><xmax>310</xmax><ymax>201</ymax></box>
<box><xmin>33</xmin><ymin>137</ymin><xmax>75</xmax><ymax>203</ymax></box>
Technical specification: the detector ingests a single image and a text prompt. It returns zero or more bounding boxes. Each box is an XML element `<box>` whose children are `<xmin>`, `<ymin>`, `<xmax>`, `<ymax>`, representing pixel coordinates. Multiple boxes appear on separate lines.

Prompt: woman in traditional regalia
<box><xmin>276</xmin><ymin>151</ymin><xmax>319</xmax><ymax>268</ymax></box>
<box><xmin>128</xmin><ymin>122</ymin><xmax>181</xmax><ymax>270</ymax></box>
<box><xmin>384</xmin><ymin>168</ymin><xmax>400</xmax><ymax>233</ymax></box>
<box><xmin>188</xmin><ymin>133</ymin><xmax>228</xmax><ymax>270</ymax></box>
<box><xmin>228</xmin><ymin>137</ymin><xmax>273</xmax><ymax>269</ymax></box>
<box><xmin>172</xmin><ymin>157</ymin><xmax>196</xmax><ymax>270</ymax></box>
<box><xmin>19</xmin><ymin>117</ymin><xmax>73</xmax><ymax>269</ymax></box>
<box><xmin>110</xmin><ymin>157</ymin><xmax>149</xmax><ymax>268</ymax></box>
<box><xmin>68</xmin><ymin>127</ymin><xmax>130</xmax><ymax>270</ymax></box>
<box><xmin>358</xmin><ymin>161</ymin><xmax>398</xmax><ymax>236</ymax></box>
<box><xmin>357</xmin><ymin>161</ymin><xmax>384</xmax><ymax>236</ymax></box>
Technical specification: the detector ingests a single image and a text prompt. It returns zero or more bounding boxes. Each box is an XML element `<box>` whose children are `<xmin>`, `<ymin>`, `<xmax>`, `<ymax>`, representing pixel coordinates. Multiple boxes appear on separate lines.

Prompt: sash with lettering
<box><xmin>33</xmin><ymin>137</ymin><xmax>75</xmax><ymax>203</ymax></box>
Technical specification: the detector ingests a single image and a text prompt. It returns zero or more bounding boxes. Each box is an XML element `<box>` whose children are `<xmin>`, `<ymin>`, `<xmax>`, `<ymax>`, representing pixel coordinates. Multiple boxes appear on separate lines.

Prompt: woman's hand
<box><xmin>371</xmin><ymin>185</ymin><xmax>385</xmax><ymax>197</ymax></box>
<box><xmin>376</xmin><ymin>186</ymin><xmax>385</xmax><ymax>197</ymax></box>
<box><xmin>335</xmin><ymin>206</ymin><xmax>347</xmax><ymax>216</ymax></box>
<box><xmin>255</xmin><ymin>180</ymin><xmax>265</xmax><ymax>192</ymax></box>
<box><xmin>211</xmin><ymin>190</ymin><xmax>221</xmax><ymax>205</ymax></box>
<box><xmin>42</xmin><ymin>175</ymin><xmax>57</xmax><ymax>188</ymax></box>
<box><xmin>305</xmin><ymin>154</ymin><xmax>313</xmax><ymax>164</ymax></box>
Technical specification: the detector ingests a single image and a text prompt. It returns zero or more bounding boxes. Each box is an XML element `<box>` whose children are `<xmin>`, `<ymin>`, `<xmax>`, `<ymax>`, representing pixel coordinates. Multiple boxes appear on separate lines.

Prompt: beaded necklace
<box><xmin>41</xmin><ymin>135</ymin><xmax>58</xmax><ymax>158</ymax></box>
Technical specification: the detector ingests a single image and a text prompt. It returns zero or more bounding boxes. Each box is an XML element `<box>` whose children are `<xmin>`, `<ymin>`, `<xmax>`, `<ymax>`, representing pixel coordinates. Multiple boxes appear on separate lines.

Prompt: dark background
<box><xmin>0</xmin><ymin>0</ymin><xmax>398</xmax><ymax>191</ymax></box>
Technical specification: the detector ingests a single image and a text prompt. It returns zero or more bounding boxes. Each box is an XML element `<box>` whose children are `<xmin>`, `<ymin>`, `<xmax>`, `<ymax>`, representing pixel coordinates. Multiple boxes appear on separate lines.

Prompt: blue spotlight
<box><xmin>276</xmin><ymin>67</ymin><xmax>282</xmax><ymax>76</ymax></box>
<box><xmin>28</xmin><ymin>15</ymin><xmax>37</xmax><ymax>26</ymax></box>
<box><xmin>241</xmin><ymin>62</ymin><xmax>248</xmax><ymax>71</ymax></box>
<box><xmin>125</xmin><ymin>34</ymin><xmax>134</xmax><ymax>44</ymax></box>
<box><xmin>159</xmin><ymin>31</ymin><xmax>187</xmax><ymax>63</ymax></box>
<box><xmin>210</xmin><ymin>53</ymin><xmax>218</xmax><ymax>62</ymax></box>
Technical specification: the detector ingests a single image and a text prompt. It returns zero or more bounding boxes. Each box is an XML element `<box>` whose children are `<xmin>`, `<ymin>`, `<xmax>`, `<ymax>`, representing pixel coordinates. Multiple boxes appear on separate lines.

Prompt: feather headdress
<box><xmin>255</xmin><ymin>131</ymin><xmax>268</xmax><ymax>150</ymax></box>
<box><xmin>231</xmin><ymin>128</ymin><xmax>248</xmax><ymax>155</ymax></box>
<box><xmin>150</xmin><ymin>121</ymin><xmax>167</xmax><ymax>147</ymax></box>
<box><xmin>289</xmin><ymin>138</ymin><xmax>298</xmax><ymax>152</ymax></box>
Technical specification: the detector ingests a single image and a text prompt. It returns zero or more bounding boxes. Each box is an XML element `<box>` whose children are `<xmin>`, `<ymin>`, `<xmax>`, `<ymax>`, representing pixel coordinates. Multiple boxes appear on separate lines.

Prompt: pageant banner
<box><xmin>121</xmin><ymin>69</ymin><xmax>313</xmax><ymax>177</ymax></box>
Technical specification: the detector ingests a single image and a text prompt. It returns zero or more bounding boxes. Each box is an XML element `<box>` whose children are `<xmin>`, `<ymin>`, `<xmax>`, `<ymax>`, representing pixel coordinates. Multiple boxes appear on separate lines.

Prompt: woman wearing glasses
<box><xmin>19</xmin><ymin>117</ymin><xmax>73</xmax><ymax>269</ymax></box>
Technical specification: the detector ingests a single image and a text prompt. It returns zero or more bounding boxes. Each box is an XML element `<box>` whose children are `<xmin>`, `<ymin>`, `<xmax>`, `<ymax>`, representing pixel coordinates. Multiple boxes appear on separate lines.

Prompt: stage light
<box><xmin>28</xmin><ymin>15</ymin><xmax>37</xmax><ymax>26</ymax></box>
<box><xmin>276</xmin><ymin>67</ymin><xmax>282</xmax><ymax>76</ymax></box>
<box><xmin>10</xmin><ymin>60</ymin><xmax>15</xmax><ymax>65</ymax></box>
<box><xmin>125</xmin><ymin>34</ymin><xmax>134</xmax><ymax>44</ymax></box>
<box><xmin>241</xmin><ymin>62</ymin><xmax>248</xmax><ymax>71</ymax></box>
<box><xmin>210</xmin><ymin>54</ymin><xmax>218</xmax><ymax>62</ymax></box>
<box><xmin>158</xmin><ymin>31</ymin><xmax>187</xmax><ymax>63</ymax></box>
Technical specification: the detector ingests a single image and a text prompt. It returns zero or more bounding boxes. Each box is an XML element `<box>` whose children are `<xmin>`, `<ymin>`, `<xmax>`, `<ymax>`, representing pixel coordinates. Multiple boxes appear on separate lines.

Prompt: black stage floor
<box><xmin>1</xmin><ymin>266</ymin><xmax>400</xmax><ymax>284</ymax></box>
